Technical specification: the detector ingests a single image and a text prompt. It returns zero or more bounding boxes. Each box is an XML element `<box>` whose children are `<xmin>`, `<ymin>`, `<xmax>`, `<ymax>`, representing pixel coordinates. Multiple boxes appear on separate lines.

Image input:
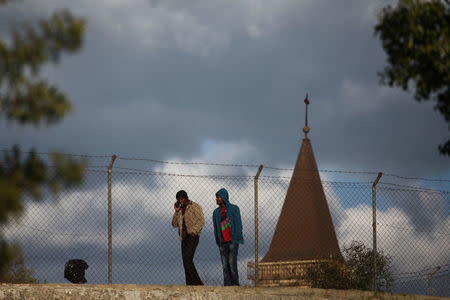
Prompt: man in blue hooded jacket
<box><xmin>213</xmin><ymin>188</ymin><xmax>243</xmax><ymax>286</ymax></box>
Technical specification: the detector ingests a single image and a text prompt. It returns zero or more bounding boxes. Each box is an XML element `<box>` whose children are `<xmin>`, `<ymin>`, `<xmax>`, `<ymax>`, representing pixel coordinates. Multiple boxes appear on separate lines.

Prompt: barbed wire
<box><xmin>0</xmin><ymin>147</ymin><xmax>112</xmax><ymax>159</ymax></box>
<box><xmin>116</xmin><ymin>155</ymin><xmax>262</xmax><ymax>168</ymax></box>
<box><xmin>47</xmin><ymin>165</ymin><xmax>109</xmax><ymax>169</ymax></box>
<box><xmin>112</xmin><ymin>167</ymin><xmax>255</xmax><ymax>178</ymax></box>
<box><xmin>391</xmin><ymin>264</ymin><xmax>450</xmax><ymax>276</ymax></box>
<box><xmin>4</xmin><ymin>223</ymin><xmax>105</xmax><ymax>238</ymax></box>
<box><xmin>28</xmin><ymin>253</ymin><xmax>106</xmax><ymax>261</ymax></box>
<box><xmin>393</xmin><ymin>273</ymin><xmax>435</xmax><ymax>280</ymax></box>
<box><xmin>81</xmin><ymin>165</ymin><xmax>109</xmax><ymax>168</ymax></box>
<box><xmin>432</xmin><ymin>271</ymin><xmax>450</xmax><ymax>279</ymax></box>
<box><xmin>383</xmin><ymin>173</ymin><xmax>450</xmax><ymax>183</ymax></box>
<box><xmin>394</xmin><ymin>277</ymin><xmax>427</xmax><ymax>284</ymax></box>
<box><xmin>93</xmin><ymin>166</ymin><xmax>450</xmax><ymax>194</ymax></box>
<box><xmin>392</xmin><ymin>268</ymin><xmax>449</xmax><ymax>280</ymax></box>
<box><xmin>111</xmin><ymin>167</ymin><xmax>378</xmax><ymax>185</ymax></box>
<box><xmin>111</xmin><ymin>254</ymin><xmax>182</xmax><ymax>267</ymax></box>
<box><xmin>45</xmin><ymin>164</ymin><xmax>450</xmax><ymax>193</ymax></box>
<box><xmin>378</xmin><ymin>223</ymin><xmax>450</xmax><ymax>237</ymax></box>
<box><xmin>394</xmin><ymin>270</ymin><xmax>450</xmax><ymax>284</ymax></box>
<box><xmin>378</xmin><ymin>182</ymin><xmax>450</xmax><ymax>194</ymax></box>
<box><xmin>84</xmin><ymin>169</ymin><xmax>109</xmax><ymax>174</ymax></box>
<box><xmin>2</xmin><ymin>147</ymin><xmax>449</xmax><ymax>183</ymax></box>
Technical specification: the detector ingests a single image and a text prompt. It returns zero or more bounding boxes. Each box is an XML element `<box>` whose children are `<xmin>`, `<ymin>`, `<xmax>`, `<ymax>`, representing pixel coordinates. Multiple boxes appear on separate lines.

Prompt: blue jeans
<box><xmin>219</xmin><ymin>242</ymin><xmax>239</xmax><ymax>286</ymax></box>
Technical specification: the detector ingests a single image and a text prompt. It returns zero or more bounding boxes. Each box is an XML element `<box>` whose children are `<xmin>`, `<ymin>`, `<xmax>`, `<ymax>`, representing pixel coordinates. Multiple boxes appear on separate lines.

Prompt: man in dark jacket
<box><xmin>213</xmin><ymin>188</ymin><xmax>243</xmax><ymax>286</ymax></box>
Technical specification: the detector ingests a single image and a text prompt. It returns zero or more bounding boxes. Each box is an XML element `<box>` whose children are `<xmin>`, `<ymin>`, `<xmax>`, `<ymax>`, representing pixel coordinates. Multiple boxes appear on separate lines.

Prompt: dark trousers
<box><xmin>181</xmin><ymin>234</ymin><xmax>203</xmax><ymax>285</ymax></box>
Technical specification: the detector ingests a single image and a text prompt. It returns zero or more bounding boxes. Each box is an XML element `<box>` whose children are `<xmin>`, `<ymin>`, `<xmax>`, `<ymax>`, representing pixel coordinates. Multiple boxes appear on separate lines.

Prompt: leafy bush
<box><xmin>0</xmin><ymin>243</ymin><xmax>38</xmax><ymax>283</ymax></box>
<box><xmin>304</xmin><ymin>259</ymin><xmax>351</xmax><ymax>290</ymax></box>
<box><xmin>304</xmin><ymin>241</ymin><xmax>393</xmax><ymax>291</ymax></box>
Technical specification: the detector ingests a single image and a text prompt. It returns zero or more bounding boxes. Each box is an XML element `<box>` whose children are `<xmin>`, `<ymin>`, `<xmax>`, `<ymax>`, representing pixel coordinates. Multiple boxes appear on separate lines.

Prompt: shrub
<box><xmin>304</xmin><ymin>241</ymin><xmax>393</xmax><ymax>291</ymax></box>
<box><xmin>0</xmin><ymin>243</ymin><xmax>38</xmax><ymax>283</ymax></box>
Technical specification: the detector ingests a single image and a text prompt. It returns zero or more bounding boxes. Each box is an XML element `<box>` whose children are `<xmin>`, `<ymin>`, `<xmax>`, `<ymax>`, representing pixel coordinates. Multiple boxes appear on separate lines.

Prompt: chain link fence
<box><xmin>1</xmin><ymin>156</ymin><xmax>449</xmax><ymax>297</ymax></box>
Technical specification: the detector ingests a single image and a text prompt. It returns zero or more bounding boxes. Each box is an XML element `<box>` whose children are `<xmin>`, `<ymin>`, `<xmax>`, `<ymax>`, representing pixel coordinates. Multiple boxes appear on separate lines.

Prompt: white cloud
<box><xmin>337</xmin><ymin>204</ymin><xmax>449</xmax><ymax>274</ymax></box>
<box><xmin>153</xmin><ymin>139</ymin><xmax>262</xmax><ymax>176</ymax></box>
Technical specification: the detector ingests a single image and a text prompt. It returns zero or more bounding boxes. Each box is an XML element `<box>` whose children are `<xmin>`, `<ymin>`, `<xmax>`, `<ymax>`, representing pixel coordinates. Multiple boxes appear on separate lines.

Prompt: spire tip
<box><xmin>303</xmin><ymin>93</ymin><xmax>310</xmax><ymax>138</ymax></box>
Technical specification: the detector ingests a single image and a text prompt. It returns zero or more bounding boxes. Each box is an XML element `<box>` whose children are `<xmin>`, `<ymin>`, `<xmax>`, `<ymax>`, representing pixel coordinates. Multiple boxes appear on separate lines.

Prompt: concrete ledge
<box><xmin>0</xmin><ymin>284</ymin><xmax>448</xmax><ymax>300</ymax></box>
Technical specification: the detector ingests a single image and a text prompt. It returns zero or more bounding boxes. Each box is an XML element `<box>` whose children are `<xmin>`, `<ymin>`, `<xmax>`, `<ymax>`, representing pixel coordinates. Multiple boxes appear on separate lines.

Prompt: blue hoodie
<box><xmin>213</xmin><ymin>188</ymin><xmax>244</xmax><ymax>246</ymax></box>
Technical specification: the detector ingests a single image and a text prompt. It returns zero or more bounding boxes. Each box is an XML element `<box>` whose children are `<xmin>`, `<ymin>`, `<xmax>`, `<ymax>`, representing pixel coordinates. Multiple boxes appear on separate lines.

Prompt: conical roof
<box><xmin>261</xmin><ymin>137</ymin><xmax>343</xmax><ymax>262</ymax></box>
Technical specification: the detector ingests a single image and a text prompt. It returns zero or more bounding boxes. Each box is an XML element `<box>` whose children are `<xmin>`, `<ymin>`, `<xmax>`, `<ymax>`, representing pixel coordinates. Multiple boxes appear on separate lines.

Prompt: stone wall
<box><xmin>0</xmin><ymin>284</ymin><xmax>448</xmax><ymax>300</ymax></box>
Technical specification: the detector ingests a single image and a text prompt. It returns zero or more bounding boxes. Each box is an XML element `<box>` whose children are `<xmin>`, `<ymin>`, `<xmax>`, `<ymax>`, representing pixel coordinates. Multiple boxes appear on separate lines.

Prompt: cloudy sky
<box><xmin>1</xmin><ymin>0</ymin><xmax>449</xmax><ymax>179</ymax></box>
<box><xmin>1</xmin><ymin>0</ymin><xmax>449</xmax><ymax>295</ymax></box>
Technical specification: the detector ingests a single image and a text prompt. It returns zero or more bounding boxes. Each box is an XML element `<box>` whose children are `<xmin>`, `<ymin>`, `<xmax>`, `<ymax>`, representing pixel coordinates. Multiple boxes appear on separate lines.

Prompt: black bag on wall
<box><xmin>64</xmin><ymin>259</ymin><xmax>88</xmax><ymax>284</ymax></box>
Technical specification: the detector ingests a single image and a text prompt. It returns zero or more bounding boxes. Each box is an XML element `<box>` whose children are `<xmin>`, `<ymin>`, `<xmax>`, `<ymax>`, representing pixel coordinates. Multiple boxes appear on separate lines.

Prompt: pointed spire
<box><xmin>261</xmin><ymin>93</ymin><xmax>343</xmax><ymax>263</ymax></box>
<box><xmin>303</xmin><ymin>93</ymin><xmax>310</xmax><ymax>139</ymax></box>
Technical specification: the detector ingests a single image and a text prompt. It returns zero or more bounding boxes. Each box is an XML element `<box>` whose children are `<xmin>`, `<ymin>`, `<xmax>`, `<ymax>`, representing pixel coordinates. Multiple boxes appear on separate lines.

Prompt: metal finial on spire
<box><xmin>303</xmin><ymin>93</ymin><xmax>310</xmax><ymax>138</ymax></box>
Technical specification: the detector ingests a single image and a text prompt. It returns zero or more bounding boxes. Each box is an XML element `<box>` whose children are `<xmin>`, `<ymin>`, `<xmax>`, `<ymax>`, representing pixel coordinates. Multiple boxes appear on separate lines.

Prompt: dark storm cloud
<box><xmin>1</xmin><ymin>0</ymin><xmax>448</xmax><ymax>179</ymax></box>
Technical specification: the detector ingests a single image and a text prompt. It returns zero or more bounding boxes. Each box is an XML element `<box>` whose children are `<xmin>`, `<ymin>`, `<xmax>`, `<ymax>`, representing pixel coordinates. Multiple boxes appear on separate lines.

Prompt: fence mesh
<box><xmin>1</xmin><ymin>157</ymin><xmax>449</xmax><ymax>297</ymax></box>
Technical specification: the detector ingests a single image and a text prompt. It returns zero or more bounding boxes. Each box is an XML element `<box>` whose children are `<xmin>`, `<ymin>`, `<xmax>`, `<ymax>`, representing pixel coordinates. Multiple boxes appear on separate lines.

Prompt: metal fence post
<box><xmin>108</xmin><ymin>154</ymin><xmax>117</xmax><ymax>284</ymax></box>
<box><xmin>372</xmin><ymin>172</ymin><xmax>382</xmax><ymax>291</ymax></box>
<box><xmin>254</xmin><ymin>165</ymin><xmax>263</xmax><ymax>287</ymax></box>
<box><xmin>428</xmin><ymin>266</ymin><xmax>441</xmax><ymax>295</ymax></box>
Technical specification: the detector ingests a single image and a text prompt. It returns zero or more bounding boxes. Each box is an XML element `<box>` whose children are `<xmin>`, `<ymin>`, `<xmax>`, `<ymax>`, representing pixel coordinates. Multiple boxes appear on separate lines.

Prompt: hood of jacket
<box><xmin>216</xmin><ymin>188</ymin><xmax>230</xmax><ymax>206</ymax></box>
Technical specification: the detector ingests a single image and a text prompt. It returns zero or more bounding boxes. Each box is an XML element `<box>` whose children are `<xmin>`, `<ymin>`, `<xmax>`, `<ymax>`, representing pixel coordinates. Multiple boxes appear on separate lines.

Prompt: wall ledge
<box><xmin>0</xmin><ymin>284</ymin><xmax>447</xmax><ymax>300</ymax></box>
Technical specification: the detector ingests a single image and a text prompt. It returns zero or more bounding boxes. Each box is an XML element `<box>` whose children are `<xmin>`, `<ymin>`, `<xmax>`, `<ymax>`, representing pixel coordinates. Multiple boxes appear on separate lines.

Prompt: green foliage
<box><xmin>0</xmin><ymin>242</ymin><xmax>38</xmax><ymax>283</ymax></box>
<box><xmin>0</xmin><ymin>146</ymin><xmax>87</xmax><ymax>223</ymax></box>
<box><xmin>305</xmin><ymin>260</ymin><xmax>351</xmax><ymax>290</ymax></box>
<box><xmin>304</xmin><ymin>241</ymin><xmax>393</xmax><ymax>291</ymax></box>
<box><xmin>344</xmin><ymin>241</ymin><xmax>393</xmax><ymax>291</ymax></box>
<box><xmin>375</xmin><ymin>0</ymin><xmax>450</xmax><ymax>156</ymax></box>
<box><xmin>0</xmin><ymin>2</ymin><xmax>87</xmax><ymax>277</ymax></box>
<box><xmin>0</xmin><ymin>9</ymin><xmax>85</xmax><ymax>125</ymax></box>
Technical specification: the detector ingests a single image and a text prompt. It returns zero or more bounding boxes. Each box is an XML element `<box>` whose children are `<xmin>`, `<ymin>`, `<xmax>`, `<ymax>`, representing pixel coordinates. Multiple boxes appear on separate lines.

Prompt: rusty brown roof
<box><xmin>261</xmin><ymin>137</ymin><xmax>343</xmax><ymax>262</ymax></box>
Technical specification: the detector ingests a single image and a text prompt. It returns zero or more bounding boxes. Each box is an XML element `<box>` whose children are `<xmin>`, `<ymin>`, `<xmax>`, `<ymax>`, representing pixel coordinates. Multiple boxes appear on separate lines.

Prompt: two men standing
<box><xmin>172</xmin><ymin>188</ymin><xmax>243</xmax><ymax>286</ymax></box>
